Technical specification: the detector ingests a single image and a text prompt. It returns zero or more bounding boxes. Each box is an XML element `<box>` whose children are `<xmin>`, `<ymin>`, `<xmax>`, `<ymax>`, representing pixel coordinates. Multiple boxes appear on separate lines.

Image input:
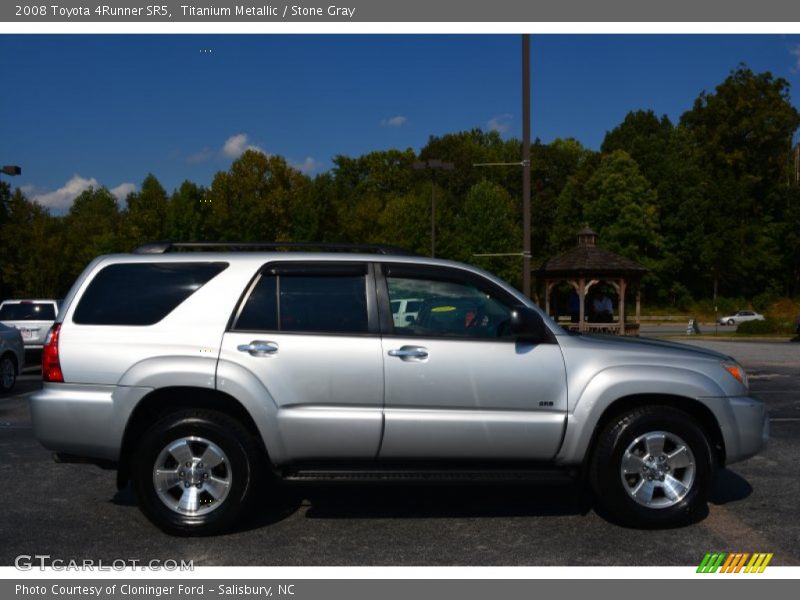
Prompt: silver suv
<box><xmin>30</xmin><ymin>242</ymin><xmax>768</xmax><ymax>535</ymax></box>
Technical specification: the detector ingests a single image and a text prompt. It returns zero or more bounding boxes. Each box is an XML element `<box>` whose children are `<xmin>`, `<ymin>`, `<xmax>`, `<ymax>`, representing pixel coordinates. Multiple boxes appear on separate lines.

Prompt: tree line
<box><xmin>2</xmin><ymin>65</ymin><xmax>799</xmax><ymax>310</ymax></box>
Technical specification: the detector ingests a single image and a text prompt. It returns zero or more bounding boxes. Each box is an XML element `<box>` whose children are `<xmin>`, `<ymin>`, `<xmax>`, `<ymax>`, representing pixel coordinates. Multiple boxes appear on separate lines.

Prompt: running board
<box><xmin>280</xmin><ymin>468</ymin><xmax>576</xmax><ymax>484</ymax></box>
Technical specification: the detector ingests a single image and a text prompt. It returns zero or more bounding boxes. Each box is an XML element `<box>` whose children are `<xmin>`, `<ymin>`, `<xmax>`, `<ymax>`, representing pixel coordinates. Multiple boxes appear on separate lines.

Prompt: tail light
<box><xmin>42</xmin><ymin>323</ymin><xmax>63</xmax><ymax>383</ymax></box>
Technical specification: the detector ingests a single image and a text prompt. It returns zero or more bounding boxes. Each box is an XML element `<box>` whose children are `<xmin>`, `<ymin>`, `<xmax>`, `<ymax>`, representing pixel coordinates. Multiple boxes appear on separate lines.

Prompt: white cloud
<box><xmin>110</xmin><ymin>182</ymin><xmax>137</xmax><ymax>203</ymax></box>
<box><xmin>381</xmin><ymin>115</ymin><xmax>408</xmax><ymax>127</ymax></box>
<box><xmin>221</xmin><ymin>133</ymin><xmax>265</xmax><ymax>158</ymax></box>
<box><xmin>290</xmin><ymin>157</ymin><xmax>321</xmax><ymax>174</ymax></box>
<box><xmin>791</xmin><ymin>45</ymin><xmax>800</xmax><ymax>72</ymax></box>
<box><xmin>487</xmin><ymin>113</ymin><xmax>513</xmax><ymax>134</ymax></box>
<box><xmin>186</xmin><ymin>148</ymin><xmax>213</xmax><ymax>163</ymax></box>
<box><xmin>31</xmin><ymin>175</ymin><xmax>136</xmax><ymax>211</ymax></box>
<box><xmin>33</xmin><ymin>174</ymin><xmax>100</xmax><ymax>210</ymax></box>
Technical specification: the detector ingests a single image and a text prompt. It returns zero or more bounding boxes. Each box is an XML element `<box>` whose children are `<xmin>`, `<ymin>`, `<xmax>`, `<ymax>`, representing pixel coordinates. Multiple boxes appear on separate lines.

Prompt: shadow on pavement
<box><xmin>297</xmin><ymin>482</ymin><xmax>591</xmax><ymax>520</ymax></box>
<box><xmin>710</xmin><ymin>468</ymin><xmax>753</xmax><ymax>505</ymax></box>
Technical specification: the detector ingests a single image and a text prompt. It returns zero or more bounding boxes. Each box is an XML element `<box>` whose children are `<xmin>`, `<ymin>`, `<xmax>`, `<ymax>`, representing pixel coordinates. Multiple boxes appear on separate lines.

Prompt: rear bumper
<box><xmin>722</xmin><ymin>395</ymin><xmax>769</xmax><ymax>465</ymax></box>
<box><xmin>30</xmin><ymin>383</ymin><xmax>151</xmax><ymax>462</ymax></box>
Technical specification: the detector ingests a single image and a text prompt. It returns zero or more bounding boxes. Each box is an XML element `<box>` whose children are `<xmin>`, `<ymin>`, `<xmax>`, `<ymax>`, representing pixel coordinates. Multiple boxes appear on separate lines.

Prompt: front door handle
<box><xmin>388</xmin><ymin>346</ymin><xmax>429</xmax><ymax>361</ymax></box>
<box><xmin>237</xmin><ymin>341</ymin><xmax>279</xmax><ymax>356</ymax></box>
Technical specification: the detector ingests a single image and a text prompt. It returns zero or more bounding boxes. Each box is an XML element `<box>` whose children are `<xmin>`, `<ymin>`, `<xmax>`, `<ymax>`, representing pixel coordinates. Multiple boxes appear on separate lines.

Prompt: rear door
<box><xmin>219</xmin><ymin>261</ymin><xmax>385</xmax><ymax>462</ymax></box>
<box><xmin>378</xmin><ymin>263</ymin><xmax>567</xmax><ymax>460</ymax></box>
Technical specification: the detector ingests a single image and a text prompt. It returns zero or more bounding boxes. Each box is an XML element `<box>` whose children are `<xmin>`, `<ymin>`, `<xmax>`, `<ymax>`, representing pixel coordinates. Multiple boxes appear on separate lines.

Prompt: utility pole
<box><xmin>413</xmin><ymin>159</ymin><xmax>454</xmax><ymax>258</ymax></box>
<box><xmin>522</xmin><ymin>34</ymin><xmax>532</xmax><ymax>298</ymax></box>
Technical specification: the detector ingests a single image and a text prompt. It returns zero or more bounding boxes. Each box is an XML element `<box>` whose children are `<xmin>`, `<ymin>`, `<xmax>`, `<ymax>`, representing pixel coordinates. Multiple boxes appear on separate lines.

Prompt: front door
<box><xmin>378</xmin><ymin>264</ymin><xmax>567</xmax><ymax>460</ymax></box>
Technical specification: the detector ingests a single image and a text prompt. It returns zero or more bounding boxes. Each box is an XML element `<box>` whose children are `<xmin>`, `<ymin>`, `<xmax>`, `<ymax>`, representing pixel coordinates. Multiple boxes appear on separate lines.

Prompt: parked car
<box><xmin>30</xmin><ymin>242</ymin><xmax>768</xmax><ymax>535</ymax></box>
<box><xmin>718</xmin><ymin>310</ymin><xmax>765</xmax><ymax>326</ymax></box>
<box><xmin>0</xmin><ymin>322</ymin><xmax>25</xmax><ymax>392</ymax></box>
<box><xmin>390</xmin><ymin>297</ymin><xmax>423</xmax><ymax>327</ymax></box>
<box><xmin>0</xmin><ymin>299</ymin><xmax>60</xmax><ymax>354</ymax></box>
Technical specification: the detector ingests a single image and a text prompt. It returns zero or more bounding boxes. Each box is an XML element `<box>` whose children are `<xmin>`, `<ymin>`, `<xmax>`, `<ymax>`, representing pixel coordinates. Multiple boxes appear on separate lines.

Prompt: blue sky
<box><xmin>2</xmin><ymin>34</ymin><xmax>800</xmax><ymax>212</ymax></box>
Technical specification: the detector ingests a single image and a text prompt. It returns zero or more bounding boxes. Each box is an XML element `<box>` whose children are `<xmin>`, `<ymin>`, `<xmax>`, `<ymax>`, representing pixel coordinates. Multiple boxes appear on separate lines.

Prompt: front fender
<box><xmin>556</xmin><ymin>365</ymin><xmax>727</xmax><ymax>465</ymax></box>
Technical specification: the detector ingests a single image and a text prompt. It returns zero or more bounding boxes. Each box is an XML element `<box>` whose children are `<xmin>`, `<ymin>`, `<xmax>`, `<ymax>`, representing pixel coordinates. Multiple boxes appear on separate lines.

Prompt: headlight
<box><xmin>722</xmin><ymin>361</ymin><xmax>748</xmax><ymax>389</ymax></box>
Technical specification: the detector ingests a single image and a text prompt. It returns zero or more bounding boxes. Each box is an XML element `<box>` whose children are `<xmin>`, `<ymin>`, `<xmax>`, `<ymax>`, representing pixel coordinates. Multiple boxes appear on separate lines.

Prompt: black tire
<box><xmin>727</xmin><ymin>319</ymin><xmax>735</xmax><ymax>326</ymax></box>
<box><xmin>0</xmin><ymin>354</ymin><xmax>17</xmax><ymax>393</ymax></box>
<box><xmin>131</xmin><ymin>409</ymin><xmax>262</xmax><ymax>536</ymax></box>
<box><xmin>588</xmin><ymin>405</ymin><xmax>714</xmax><ymax>528</ymax></box>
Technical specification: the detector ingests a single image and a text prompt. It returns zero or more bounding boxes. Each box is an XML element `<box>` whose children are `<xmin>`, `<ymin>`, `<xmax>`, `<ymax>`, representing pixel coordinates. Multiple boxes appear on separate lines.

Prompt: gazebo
<box><xmin>537</xmin><ymin>227</ymin><xmax>648</xmax><ymax>335</ymax></box>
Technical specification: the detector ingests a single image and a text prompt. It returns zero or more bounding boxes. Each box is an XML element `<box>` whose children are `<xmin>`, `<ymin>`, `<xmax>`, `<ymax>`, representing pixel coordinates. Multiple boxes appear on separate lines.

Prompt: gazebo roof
<box><xmin>538</xmin><ymin>228</ymin><xmax>648</xmax><ymax>278</ymax></box>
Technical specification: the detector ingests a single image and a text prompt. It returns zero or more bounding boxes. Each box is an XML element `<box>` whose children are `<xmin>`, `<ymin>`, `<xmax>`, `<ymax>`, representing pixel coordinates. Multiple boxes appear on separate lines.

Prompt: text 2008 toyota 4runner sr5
<box><xmin>30</xmin><ymin>242</ymin><xmax>768</xmax><ymax>535</ymax></box>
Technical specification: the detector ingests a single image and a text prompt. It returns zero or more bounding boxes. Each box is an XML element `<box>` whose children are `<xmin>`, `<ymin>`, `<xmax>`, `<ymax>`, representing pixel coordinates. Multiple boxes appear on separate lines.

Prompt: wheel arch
<box><xmin>581</xmin><ymin>394</ymin><xmax>726</xmax><ymax>471</ymax></box>
<box><xmin>116</xmin><ymin>386</ymin><xmax>269</xmax><ymax>489</ymax></box>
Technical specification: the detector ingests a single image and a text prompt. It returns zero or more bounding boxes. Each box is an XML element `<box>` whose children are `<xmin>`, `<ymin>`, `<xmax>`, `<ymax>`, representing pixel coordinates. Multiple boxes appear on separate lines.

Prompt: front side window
<box><xmin>234</xmin><ymin>267</ymin><xmax>369</xmax><ymax>335</ymax></box>
<box><xmin>387</xmin><ymin>275</ymin><xmax>512</xmax><ymax>339</ymax></box>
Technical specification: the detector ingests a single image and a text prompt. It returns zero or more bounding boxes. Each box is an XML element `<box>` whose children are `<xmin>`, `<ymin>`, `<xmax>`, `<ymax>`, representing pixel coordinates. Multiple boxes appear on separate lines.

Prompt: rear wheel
<box><xmin>0</xmin><ymin>354</ymin><xmax>16</xmax><ymax>392</ymax></box>
<box><xmin>132</xmin><ymin>409</ymin><xmax>262</xmax><ymax>536</ymax></box>
<box><xmin>589</xmin><ymin>406</ymin><xmax>714</xmax><ymax>527</ymax></box>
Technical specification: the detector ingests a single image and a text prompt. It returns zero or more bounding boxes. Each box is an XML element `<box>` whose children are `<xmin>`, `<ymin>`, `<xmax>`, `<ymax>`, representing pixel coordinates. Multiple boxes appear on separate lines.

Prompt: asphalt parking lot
<box><xmin>1</xmin><ymin>339</ymin><xmax>798</xmax><ymax>567</ymax></box>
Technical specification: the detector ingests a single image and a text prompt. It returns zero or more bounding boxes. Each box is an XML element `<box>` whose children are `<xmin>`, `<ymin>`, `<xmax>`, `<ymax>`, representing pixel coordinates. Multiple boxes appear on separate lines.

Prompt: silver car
<box><xmin>719</xmin><ymin>310</ymin><xmax>765</xmax><ymax>326</ymax></box>
<box><xmin>0</xmin><ymin>322</ymin><xmax>25</xmax><ymax>392</ymax></box>
<box><xmin>29</xmin><ymin>243</ymin><xmax>768</xmax><ymax>535</ymax></box>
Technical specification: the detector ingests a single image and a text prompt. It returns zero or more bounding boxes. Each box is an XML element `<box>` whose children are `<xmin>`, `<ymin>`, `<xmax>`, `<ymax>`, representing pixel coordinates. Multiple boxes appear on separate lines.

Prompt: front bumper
<box><xmin>723</xmin><ymin>395</ymin><xmax>769</xmax><ymax>465</ymax></box>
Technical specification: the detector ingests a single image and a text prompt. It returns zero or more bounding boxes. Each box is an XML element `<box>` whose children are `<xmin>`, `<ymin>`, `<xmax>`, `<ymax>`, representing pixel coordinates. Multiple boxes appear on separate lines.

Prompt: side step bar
<box><xmin>280</xmin><ymin>468</ymin><xmax>577</xmax><ymax>485</ymax></box>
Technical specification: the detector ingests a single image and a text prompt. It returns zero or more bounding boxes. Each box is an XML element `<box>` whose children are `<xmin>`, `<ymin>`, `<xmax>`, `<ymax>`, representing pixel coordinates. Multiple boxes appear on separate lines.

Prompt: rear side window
<box><xmin>0</xmin><ymin>302</ymin><xmax>56</xmax><ymax>321</ymax></box>
<box><xmin>233</xmin><ymin>265</ymin><xmax>369</xmax><ymax>334</ymax></box>
<box><xmin>279</xmin><ymin>275</ymin><xmax>367</xmax><ymax>333</ymax></box>
<box><xmin>73</xmin><ymin>262</ymin><xmax>228</xmax><ymax>325</ymax></box>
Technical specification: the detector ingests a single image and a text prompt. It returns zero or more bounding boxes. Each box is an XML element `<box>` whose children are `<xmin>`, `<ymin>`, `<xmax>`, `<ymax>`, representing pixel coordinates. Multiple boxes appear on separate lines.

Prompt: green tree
<box><xmin>531</xmin><ymin>138</ymin><xmax>594</xmax><ymax>260</ymax></box>
<box><xmin>329</xmin><ymin>149</ymin><xmax>418</xmax><ymax>243</ymax></box>
<box><xmin>450</xmin><ymin>180</ymin><xmax>522</xmax><ymax>288</ymax></box>
<box><xmin>0</xmin><ymin>188</ymin><xmax>64</xmax><ymax>298</ymax></box>
<box><xmin>165</xmin><ymin>181</ymin><xmax>210</xmax><ymax>241</ymax></box>
<box><xmin>205</xmin><ymin>150</ymin><xmax>312</xmax><ymax>241</ymax></box>
<box><xmin>680</xmin><ymin>65</ymin><xmax>800</xmax><ymax>297</ymax></box>
<box><xmin>62</xmin><ymin>187</ymin><xmax>125</xmax><ymax>284</ymax></box>
<box><xmin>124</xmin><ymin>174</ymin><xmax>168</xmax><ymax>246</ymax></box>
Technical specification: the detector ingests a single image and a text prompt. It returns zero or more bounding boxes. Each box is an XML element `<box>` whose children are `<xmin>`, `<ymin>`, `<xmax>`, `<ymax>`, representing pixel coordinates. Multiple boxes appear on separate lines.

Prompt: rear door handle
<box><xmin>388</xmin><ymin>346</ymin><xmax>428</xmax><ymax>361</ymax></box>
<box><xmin>237</xmin><ymin>341</ymin><xmax>279</xmax><ymax>356</ymax></box>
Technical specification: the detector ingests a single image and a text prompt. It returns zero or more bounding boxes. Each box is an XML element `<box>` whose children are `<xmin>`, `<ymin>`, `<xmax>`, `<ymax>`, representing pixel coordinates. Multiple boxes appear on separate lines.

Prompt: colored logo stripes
<box><xmin>697</xmin><ymin>552</ymin><xmax>773</xmax><ymax>573</ymax></box>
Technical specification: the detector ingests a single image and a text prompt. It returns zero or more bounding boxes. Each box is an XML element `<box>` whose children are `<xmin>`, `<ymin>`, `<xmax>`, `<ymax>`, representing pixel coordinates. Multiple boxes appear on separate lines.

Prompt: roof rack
<box><xmin>132</xmin><ymin>241</ymin><xmax>418</xmax><ymax>256</ymax></box>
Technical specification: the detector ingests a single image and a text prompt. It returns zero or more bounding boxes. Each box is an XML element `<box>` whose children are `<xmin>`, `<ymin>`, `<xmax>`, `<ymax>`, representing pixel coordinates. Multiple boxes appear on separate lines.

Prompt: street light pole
<box><xmin>413</xmin><ymin>159</ymin><xmax>454</xmax><ymax>258</ymax></box>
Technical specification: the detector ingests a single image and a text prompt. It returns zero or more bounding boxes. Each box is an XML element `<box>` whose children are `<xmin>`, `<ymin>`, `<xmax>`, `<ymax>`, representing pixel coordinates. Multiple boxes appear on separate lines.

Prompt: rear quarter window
<box><xmin>72</xmin><ymin>262</ymin><xmax>228</xmax><ymax>326</ymax></box>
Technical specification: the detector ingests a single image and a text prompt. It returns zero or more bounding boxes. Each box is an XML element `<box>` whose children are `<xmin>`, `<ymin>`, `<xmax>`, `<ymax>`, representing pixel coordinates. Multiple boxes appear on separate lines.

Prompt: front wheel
<box><xmin>589</xmin><ymin>406</ymin><xmax>714</xmax><ymax>527</ymax></box>
<box><xmin>132</xmin><ymin>409</ymin><xmax>262</xmax><ymax>536</ymax></box>
<box><xmin>727</xmin><ymin>319</ymin><xmax>735</xmax><ymax>326</ymax></box>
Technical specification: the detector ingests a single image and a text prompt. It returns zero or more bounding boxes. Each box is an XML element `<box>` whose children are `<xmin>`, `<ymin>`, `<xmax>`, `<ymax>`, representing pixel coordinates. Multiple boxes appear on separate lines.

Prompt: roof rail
<box><xmin>132</xmin><ymin>241</ymin><xmax>418</xmax><ymax>256</ymax></box>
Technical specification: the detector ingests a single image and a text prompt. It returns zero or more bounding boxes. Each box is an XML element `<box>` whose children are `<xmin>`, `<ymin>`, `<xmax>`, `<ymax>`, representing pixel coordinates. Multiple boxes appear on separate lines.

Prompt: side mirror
<box><xmin>509</xmin><ymin>305</ymin><xmax>548</xmax><ymax>341</ymax></box>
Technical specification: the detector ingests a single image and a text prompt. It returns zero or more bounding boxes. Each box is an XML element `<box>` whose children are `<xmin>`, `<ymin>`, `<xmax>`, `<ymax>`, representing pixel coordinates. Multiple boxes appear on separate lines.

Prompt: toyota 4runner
<box><xmin>30</xmin><ymin>242</ymin><xmax>768</xmax><ymax>535</ymax></box>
